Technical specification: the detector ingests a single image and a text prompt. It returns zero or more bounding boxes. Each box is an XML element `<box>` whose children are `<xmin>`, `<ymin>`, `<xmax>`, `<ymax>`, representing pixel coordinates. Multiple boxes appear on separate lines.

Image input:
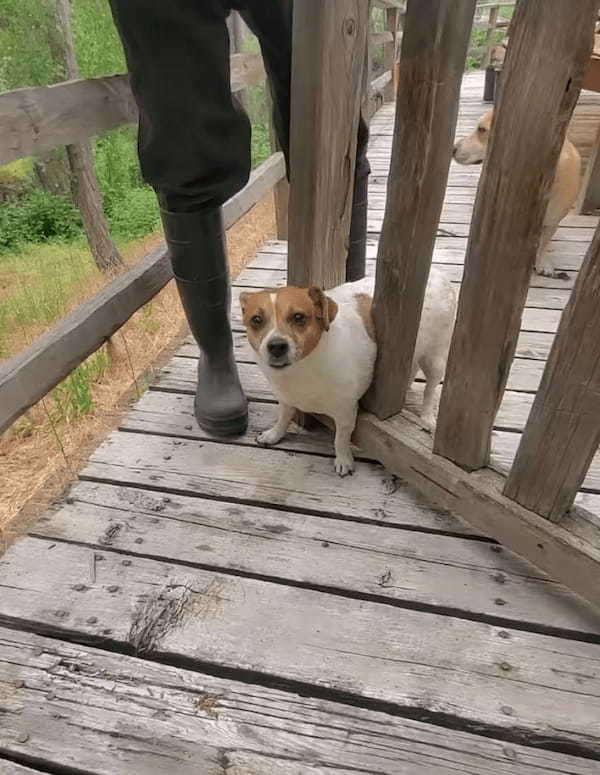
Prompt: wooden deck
<box><xmin>2</xmin><ymin>71</ymin><xmax>600</xmax><ymax>773</ymax></box>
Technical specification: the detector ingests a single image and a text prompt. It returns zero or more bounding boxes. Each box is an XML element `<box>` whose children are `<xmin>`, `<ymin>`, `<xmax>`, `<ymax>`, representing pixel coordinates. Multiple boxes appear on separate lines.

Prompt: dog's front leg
<box><xmin>332</xmin><ymin>404</ymin><xmax>358</xmax><ymax>477</ymax></box>
<box><xmin>256</xmin><ymin>402</ymin><xmax>296</xmax><ymax>447</ymax></box>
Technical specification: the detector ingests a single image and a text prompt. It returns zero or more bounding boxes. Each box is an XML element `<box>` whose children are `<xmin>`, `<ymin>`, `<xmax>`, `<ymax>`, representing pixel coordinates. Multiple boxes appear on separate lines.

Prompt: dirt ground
<box><xmin>0</xmin><ymin>193</ymin><xmax>276</xmax><ymax>547</ymax></box>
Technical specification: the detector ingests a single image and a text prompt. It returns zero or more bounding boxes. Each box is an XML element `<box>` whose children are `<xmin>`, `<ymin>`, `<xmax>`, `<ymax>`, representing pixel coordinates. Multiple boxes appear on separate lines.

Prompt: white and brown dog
<box><xmin>240</xmin><ymin>270</ymin><xmax>457</xmax><ymax>476</ymax></box>
<box><xmin>453</xmin><ymin>109</ymin><xmax>581</xmax><ymax>278</ymax></box>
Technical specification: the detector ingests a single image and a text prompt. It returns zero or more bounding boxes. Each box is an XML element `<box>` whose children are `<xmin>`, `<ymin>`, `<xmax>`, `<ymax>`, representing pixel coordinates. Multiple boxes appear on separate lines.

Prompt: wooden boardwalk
<box><xmin>2</xmin><ymin>71</ymin><xmax>600</xmax><ymax>773</ymax></box>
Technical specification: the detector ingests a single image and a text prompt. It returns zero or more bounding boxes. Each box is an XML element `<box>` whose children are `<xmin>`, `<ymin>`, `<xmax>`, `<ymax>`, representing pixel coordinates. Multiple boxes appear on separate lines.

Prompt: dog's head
<box><xmin>240</xmin><ymin>286</ymin><xmax>338</xmax><ymax>370</ymax></box>
<box><xmin>453</xmin><ymin>109</ymin><xmax>493</xmax><ymax>165</ymax></box>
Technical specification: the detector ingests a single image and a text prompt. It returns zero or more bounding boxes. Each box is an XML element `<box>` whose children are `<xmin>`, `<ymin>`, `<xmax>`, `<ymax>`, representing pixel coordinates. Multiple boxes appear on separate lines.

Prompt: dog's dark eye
<box><xmin>477</xmin><ymin>126</ymin><xmax>487</xmax><ymax>134</ymax></box>
<box><xmin>250</xmin><ymin>314</ymin><xmax>263</xmax><ymax>327</ymax></box>
<box><xmin>292</xmin><ymin>312</ymin><xmax>306</xmax><ymax>325</ymax></box>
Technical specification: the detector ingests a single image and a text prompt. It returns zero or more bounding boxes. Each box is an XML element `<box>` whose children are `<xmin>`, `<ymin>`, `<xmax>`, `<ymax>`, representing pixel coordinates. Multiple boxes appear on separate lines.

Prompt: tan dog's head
<box><xmin>240</xmin><ymin>286</ymin><xmax>338</xmax><ymax>370</ymax></box>
<box><xmin>453</xmin><ymin>109</ymin><xmax>494</xmax><ymax>165</ymax></box>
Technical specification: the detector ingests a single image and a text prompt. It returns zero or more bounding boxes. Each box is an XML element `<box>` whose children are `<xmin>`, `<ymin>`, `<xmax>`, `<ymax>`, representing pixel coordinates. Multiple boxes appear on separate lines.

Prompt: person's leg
<box><xmin>240</xmin><ymin>0</ymin><xmax>370</xmax><ymax>281</ymax></box>
<box><xmin>109</xmin><ymin>0</ymin><xmax>250</xmax><ymax>435</ymax></box>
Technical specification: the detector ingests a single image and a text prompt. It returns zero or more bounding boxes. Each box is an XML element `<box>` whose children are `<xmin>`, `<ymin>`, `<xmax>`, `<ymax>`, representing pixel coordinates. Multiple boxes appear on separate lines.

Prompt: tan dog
<box><xmin>453</xmin><ymin>109</ymin><xmax>581</xmax><ymax>278</ymax></box>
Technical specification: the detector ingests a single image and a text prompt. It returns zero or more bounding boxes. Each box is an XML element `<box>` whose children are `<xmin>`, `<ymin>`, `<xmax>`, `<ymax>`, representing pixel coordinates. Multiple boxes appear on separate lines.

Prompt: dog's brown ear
<box><xmin>308</xmin><ymin>286</ymin><xmax>338</xmax><ymax>331</ymax></box>
<box><xmin>239</xmin><ymin>291</ymin><xmax>251</xmax><ymax>314</ymax></box>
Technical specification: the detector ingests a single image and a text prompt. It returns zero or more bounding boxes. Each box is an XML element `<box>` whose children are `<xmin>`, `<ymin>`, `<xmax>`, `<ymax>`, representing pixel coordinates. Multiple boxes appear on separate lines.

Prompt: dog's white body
<box><xmin>243</xmin><ymin>270</ymin><xmax>456</xmax><ymax>475</ymax></box>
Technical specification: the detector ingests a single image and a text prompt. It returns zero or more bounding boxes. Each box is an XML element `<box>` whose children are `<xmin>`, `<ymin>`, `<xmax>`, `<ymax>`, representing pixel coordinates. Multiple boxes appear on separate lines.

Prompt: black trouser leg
<box><xmin>240</xmin><ymin>0</ymin><xmax>370</xmax><ymax>280</ymax></box>
<box><xmin>109</xmin><ymin>0</ymin><xmax>248</xmax><ymax>435</ymax></box>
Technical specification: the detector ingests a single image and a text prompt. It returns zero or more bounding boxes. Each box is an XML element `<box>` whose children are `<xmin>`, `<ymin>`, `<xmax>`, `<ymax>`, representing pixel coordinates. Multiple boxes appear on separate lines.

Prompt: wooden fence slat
<box><xmin>287</xmin><ymin>0</ymin><xmax>369</xmax><ymax>288</ymax></box>
<box><xmin>434</xmin><ymin>0</ymin><xmax>598</xmax><ymax>470</ymax></box>
<box><xmin>0</xmin><ymin>54</ymin><xmax>265</xmax><ymax>166</ymax></box>
<box><xmin>362</xmin><ymin>0</ymin><xmax>476</xmax><ymax>419</ymax></box>
<box><xmin>503</xmin><ymin>222</ymin><xmax>600</xmax><ymax>521</ymax></box>
<box><xmin>0</xmin><ymin>153</ymin><xmax>285</xmax><ymax>434</ymax></box>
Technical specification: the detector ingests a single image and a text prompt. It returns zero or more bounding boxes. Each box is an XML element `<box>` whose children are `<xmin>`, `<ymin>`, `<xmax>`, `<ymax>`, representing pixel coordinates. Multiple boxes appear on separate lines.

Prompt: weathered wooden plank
<box><xmin>0</xmin><ymin>54</ymin><xmax>266</xmax><ymax>166</ymax></box>
<box><xmin>0</xmin><ymin>763</ymin><xmax>45</xmax><ymax>775</ymax></box>
<box><xmin>504</xmin><ymin>223</ymin><xmax>600</xmax><ymax>520</ymax></box>
<box><xmin>0</xmin><ymin>152</ymin><xmax>285</xmax><ymax>434</ymax></box>
<box><xmin>434</xmin><ymin>0</ymin><xmax>598</xmax><ymax>470</ymax></box>
<box><xmin>3</xmin><ymin>628</ymin><xmax>597</xmax><ymax>775</ymax></box>
<box><xmin>287</xmin><ymin>1</ymin><xmax>368</xmax><ymax>288</ymax></box>
<box><xmin>2</xmin><ymin>537</ymin><xmax>600</xmax><ymax>754</ymax></box>
<box><xmin>33</xmin><ymin>479</ymin><xmax>600</xmax><ymax>636</ymax></box>
<box><xmin>491</xmin><ymin>431</ymin><xmax>600</xmax><ymax>495</ymax></box>
<box><xmin>81</xmin><ymin>429</ymin><xmax>457</xmax><ymax>531</ymax></box>
<box><xmin>128</xmin><ymin>389</ymin><xmax>340</xmax><ymax>458</ymax></box>
<box><xmin>350</xmin><ymin>410</ymin><xmax>600</xmax><ymax>612</ymax></box>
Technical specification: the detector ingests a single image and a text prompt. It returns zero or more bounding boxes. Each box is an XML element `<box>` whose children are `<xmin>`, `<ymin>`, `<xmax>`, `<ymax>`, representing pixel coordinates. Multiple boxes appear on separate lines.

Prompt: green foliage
<box><xmin>71</xmin><ymin>0</ymin><xmax>126</xmax><ymax>77</ymax></box>
<box><xmin>0</xmin><ymin>0</ymin><xmax>57</xmax><ymax>89</ymax></box>
<box><xmin>108</xmin><ymin>186</ymin><xmax>161</xmax><ymax>240</ymax></box>
<box><xmin>0</xmin><ymin>190</ymin><xmax>81</xmax><ymax>252</ymax></box>
<box><xmin>52</xmin><ymin>347</ymin><xmax>110</xmax><ymax>420</ymax></box>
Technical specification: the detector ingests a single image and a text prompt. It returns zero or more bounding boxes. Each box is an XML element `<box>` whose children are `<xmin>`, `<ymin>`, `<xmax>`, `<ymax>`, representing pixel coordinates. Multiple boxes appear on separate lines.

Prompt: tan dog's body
<box><xmin>241</xmin><ymin>272</ymin><xmax>457</xmax><ymax>475</ymax></box>
<box><xmin>453</xmin><ymin>109</ymin><xmax>581</xmax><ymax>278</ymax></box>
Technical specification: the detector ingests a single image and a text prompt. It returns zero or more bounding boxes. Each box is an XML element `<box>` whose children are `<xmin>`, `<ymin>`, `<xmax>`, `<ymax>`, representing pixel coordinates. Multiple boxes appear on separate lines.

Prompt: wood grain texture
<box><xmin>363</xmin><ymin>0</ymin><xmax>476</xmax><ymax>418</ymax></box>
<box><xmin>0</xmin><ymin>153</ymin><xmax>285</xmax><ymax>434</ymax></box>
<box><xmin>3</xmin><ymin>628</ymin><xmax>598</xmax><ymax>775</ymax></box>
<box><xmin>351</xmin><ymin>410</ymin><xmax>600</xmax><ymax>613</ymax></box>
<box><xmin>503</xmin><ymin>224</ymin><xmax>600</xmax><ymax>520</ymax></box>
<box><xmin>80</xmin><ymin>429</ymin><xmax>458</xmax><ymax>532</ymax></box>
<box><xmin>33</xmin><ymin>479</ymin><xmax>600</xmax><ymax>637</ymax></box>
<box><xmin>287</xmin><ymin>0</ymin><xmax>368</xmax><ymax>288</ymax></box>
<box><xmin>0</xmin><ymin>54</ymin><xmax>265</xmax><ymax>166</ymax></box>
<box><xmin>434</xmin><ymin>0</ymin><xmax>598</xmax><ymax>470</ymax></box>
<box><xmin>2</xmin><ymin>537</ymin><xmax>600</xmax><ymax>755</ymax></box>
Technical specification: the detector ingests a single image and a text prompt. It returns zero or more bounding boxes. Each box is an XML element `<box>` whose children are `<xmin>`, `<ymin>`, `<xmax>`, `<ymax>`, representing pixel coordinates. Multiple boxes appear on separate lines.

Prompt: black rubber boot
<box><xmin>345</xmin><ymin>169</ymin><xmax>369</xmax><ymax>282</ymax></box>
<box><xmin>161</xmin><ymin>208</ymin><xmax>248</xmax><ymax>436</ymax></box>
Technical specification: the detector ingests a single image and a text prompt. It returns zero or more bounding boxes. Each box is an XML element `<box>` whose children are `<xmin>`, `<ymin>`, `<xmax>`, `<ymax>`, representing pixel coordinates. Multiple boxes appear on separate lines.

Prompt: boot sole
<box><xmin>194</xmin><ymin>410</ymin><xmax>249</xmax><ymax>437</ymax></box>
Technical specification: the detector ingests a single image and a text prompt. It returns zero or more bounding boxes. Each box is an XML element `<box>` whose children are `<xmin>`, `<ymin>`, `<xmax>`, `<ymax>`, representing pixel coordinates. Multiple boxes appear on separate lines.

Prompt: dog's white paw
<box><xmin>535</xmin><ymin>263</ymin><xmax>556</xmax><ymax>278</ymax></box>
<box><xmin>256</xmin><ymin>428</ymin><xmax>283</xmax><ymax>447</ymax></box>
<box><xmin>334</xmin><ymin>452</ymin><xmax>355</xmax><ymax>477</ymax></box>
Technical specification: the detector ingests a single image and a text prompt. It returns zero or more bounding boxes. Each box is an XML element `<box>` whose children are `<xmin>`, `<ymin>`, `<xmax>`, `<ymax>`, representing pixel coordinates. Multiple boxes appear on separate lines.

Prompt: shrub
<box><xmin>107</xmin><ymin>186</ymin><xmax>161</xmax><ymax>240</ymax></box>
<box><xmin>0</xmin><ymin>190</ymin><xmax>81</xmax><ymax>252</ymax></box>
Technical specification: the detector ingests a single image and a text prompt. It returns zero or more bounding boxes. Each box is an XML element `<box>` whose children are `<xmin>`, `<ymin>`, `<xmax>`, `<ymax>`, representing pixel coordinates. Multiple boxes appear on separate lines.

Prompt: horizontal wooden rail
<box><xmin>0</xmin><ymin>152</ymin><xmax>285</xmax><ymax>434</ymax></box>
<box><xmin>370</xmin><ymin>30</ymin><xmax>394</xmax><ymax>45</ymax></box>
<box><xmin>0</xmin><ymin>53</ymin><xmax>265</xmax><ymax>166</ymax></box>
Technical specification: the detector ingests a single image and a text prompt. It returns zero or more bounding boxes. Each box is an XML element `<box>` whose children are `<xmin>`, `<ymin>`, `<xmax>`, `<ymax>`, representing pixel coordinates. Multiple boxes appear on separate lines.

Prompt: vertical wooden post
<box><xmin>287</xmin><ymin>0</ymin><xmax>369</xmax><ymax>290</ymax></box>
<box><xmin>362</xmin><ymin>0</ymin><xmax>476</xmax><ymax>420</ymax></box>
<box><xmin>434</xmin><ymin>0</ymin><xmax>597</xmax><ymax>471</ymax></box>
<box><xmin>227</xmin><ymin>11</ymin><xmax>248</xmax><ymax>110</ymax></box>
<box><xmin>503</xmin><ymin>222</ymin><xmax>600</xmax><ymax>521</ymax></box>
<box><xmin>577</xmin><ymin>124</ymin><xmax>600</xmax><ymax>214</ymax></box>
<box><xmin>383</xmin><ymin>7</ymin><xmax>399</xmax><ymax>101</ymax></box>
<box><xmin>268</xmin><ymin>102</ymin><xmax>290</xmax><ymax>241</ymax></box>
<box><xmin>484</xmin><ymin>5</ymin><xmax>499</xmax><ymax>67</ymax></box>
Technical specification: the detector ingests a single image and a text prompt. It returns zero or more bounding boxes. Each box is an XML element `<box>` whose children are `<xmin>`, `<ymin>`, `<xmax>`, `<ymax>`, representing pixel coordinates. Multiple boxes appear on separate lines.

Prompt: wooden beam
<box><xmin>371</xmin><ymin>30</ymin><xmax>394</xmax><ymax>45</ymax></box>
<box><xmin>577</xmin><ymin>123</ymin><xmax>600</xmax><ymax>214</ymax></box>
<box><xmin>382</xmin><ymin>8</ymin><xmax>399</xmax><ymax>100</ymax></box>
<box><xmin>362</xmin><ymin>0</ymin><xmax>476</xmax><ymax>419</ymax></box>
<box><xmin>0</xmin><ymin>54</ymin><xmax>265</xmax><ymax>166</ymax></box>
<box><xmin>483</xmin><ymin>5</ymin><xmax>499</xmax><ymax>68</ymax></box>
<box><xmin>0</xmin><ymin>153</ymin><xmax>285</xmax><ymax>434</ymax></box>
<box><xmin>503</xmin><ymin>223</ymin><xmax>600</xmax><ymax>521</ymax></box>
<box><xmin>347</xmin><ymin>411</ymin><xmax>600</xmax><ymax>613</ymax></box>
<box><xmin>287</xmin><ymin>0</ymin><xmax>369</xmax><ymax>289</ymax></box>
<box><xmin>434</xmin><ymin>0</ymin><xmax>597</xmax><ymax>470</ymax></box>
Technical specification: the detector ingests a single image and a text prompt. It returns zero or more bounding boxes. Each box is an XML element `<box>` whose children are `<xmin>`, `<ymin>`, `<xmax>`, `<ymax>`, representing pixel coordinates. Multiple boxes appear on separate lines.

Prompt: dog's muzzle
<box><xmin>267</xmin><ymin>337</ymin><xmax>291</xmax><ymax>368</ymax></box>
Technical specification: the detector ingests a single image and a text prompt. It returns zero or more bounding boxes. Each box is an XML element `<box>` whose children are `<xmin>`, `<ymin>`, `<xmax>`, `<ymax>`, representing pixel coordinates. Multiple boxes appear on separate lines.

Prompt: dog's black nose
<box><xmin>267</xmin><ymin>338</ymin><xmax>289</xmax><ymax>358</ymax></box>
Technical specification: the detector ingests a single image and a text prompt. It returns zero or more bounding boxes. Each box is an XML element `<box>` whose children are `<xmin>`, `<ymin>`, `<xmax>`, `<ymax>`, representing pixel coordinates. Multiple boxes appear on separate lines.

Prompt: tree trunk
<box><xmin>53</xmin><ymin>0</ymin><xmax>124</xmax><ymax>274</ymax></box>
<box><xmin>227</xmin><ymin>11</ymin><xmax>248</xmax><ymax>111</ymax></box>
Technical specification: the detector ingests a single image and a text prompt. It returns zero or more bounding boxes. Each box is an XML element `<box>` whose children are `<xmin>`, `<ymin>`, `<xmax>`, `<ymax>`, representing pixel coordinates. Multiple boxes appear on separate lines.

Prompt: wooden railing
<box><xmin>288</xmin><ymin>0</ymin><xmax>600</xmax><ymax>612</ymax></box>
<box><xmin>0</xmin><ymin>3</ymin><xmax>400</xmax><ymax>434</ymax></box>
